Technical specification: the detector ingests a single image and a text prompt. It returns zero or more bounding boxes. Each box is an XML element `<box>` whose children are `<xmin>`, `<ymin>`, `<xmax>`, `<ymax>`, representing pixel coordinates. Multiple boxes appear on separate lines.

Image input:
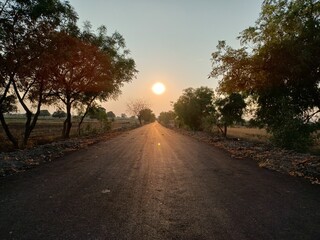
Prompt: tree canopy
<box><xmin>139</xmin><ymin>108</ymin><xmax>156</xmax><ymax>123</ymax></box>
<box><xmin>210</xmin><ymin>0</ymin><xmax>320</xmax><ymax>151</ymax></box>
<box><xmin>158</xmin><ymin>111</ymin><xmax>176</xmax><ymax>126</ymax></box>
<box><xmin>215</xmin><ymin>93</ymin><xmax>246</xmax><ymax>136</ymax></box>
<box><xmin>0</xmin><ymin>0</ymin><xmax>137</xmax><ymax>148</ymax></box>
<box><xmin>173</xmin><ymin>87</ymin><xmax>215</xmax><ymax>130</ymax></box>
<box><xmin>0</xmin><ymin>0</ymin><xmax>76</xmax><ymax>147</ymax></box>
<box><xmin>126</xmin><ymin>99</ymin><xmax>150</xmax><ymax>125</ymax></box>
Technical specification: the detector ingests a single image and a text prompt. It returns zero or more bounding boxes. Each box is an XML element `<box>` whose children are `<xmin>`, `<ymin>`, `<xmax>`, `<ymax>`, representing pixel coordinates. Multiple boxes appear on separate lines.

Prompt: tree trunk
<box><xmin>21</xmin><ymin>110</ymin><xmax>33</xmax><ymax>149</ymax></box>
<box><xmin>224</xmin><ymin>123</ymin><xmax>227</xmax><ymax>137</ymax></box>
<box><xmin>22</xmin><ymin>108</ymin><xmax>41</xmax><ymax>148</ymax></box>
<box><xmin>78</xmin><ymin>116</ymin><xmax>85</xmax><ymax>136</ymax></box>
<box><xmin>0</xmin><ymin>112</ymin><xmax>18</xmax><ymax>148</ymax></box>
<box><xmin>63</xmin><ymin>101</ymin><xmax>72</xmax><ymax>138</ymax></box>
<box><xmin>216</xmin><ymin>124</ymin><xmax>224</xmax><ymax>135</ymax></box>
<box><xmin>77</xmin><ymin>98</ymin><xmax>96</xmax><ymax>136</ymax></box>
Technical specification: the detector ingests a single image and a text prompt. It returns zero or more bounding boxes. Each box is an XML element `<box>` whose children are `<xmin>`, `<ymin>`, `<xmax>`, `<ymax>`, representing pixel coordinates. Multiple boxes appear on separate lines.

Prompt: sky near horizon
<box><xmin>68</xmin><ymin>0</ymin><xmax>263</xmax><ymax>116</ymax></box>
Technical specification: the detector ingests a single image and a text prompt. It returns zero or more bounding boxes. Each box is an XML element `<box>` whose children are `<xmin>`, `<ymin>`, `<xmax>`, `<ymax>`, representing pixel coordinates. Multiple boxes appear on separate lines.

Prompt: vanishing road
<box><xmin>0</xmin><ymin>123</ymin><xmax>319</xmax><ymax>239</ymax></box>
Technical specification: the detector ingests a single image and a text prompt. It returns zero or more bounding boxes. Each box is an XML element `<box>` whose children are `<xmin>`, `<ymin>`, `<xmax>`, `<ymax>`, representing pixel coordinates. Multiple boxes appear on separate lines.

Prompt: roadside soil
<box><xmin>0</xmin><ymin>128</ymin><xmax>131</xmax><ymax>177</ymax></box>
<box><xmin>171</xmin><ymin>127</ymin><xmax>320</xmax><ymax>185</ymax></box>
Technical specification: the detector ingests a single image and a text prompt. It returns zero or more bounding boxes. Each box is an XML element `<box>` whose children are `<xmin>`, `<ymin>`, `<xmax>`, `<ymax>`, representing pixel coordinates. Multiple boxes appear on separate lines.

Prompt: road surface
<box><xmin>0</xmin><ymin>123</ymin><xmax>319</xmax><ymax>239</ymax></box>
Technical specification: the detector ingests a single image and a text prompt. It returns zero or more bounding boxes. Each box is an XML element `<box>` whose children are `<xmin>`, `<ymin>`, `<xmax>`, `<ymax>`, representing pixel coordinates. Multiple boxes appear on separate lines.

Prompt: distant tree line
<box><xmin>0</xmin><ymin>0</ymin><xmax>137</xmax><ymax>149</ymax></box>
<box><xmin>160</xmin><ymin>0</ymin><xmax>320</xmax><ymax>152</ymax></box>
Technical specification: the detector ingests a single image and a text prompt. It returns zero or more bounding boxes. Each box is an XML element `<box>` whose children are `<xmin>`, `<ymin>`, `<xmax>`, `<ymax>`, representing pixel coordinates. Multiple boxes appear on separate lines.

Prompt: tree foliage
<box><xmin>210</xmin><ymin>0</ymin><xmax>320</xmax><ymax>151</ymax></box>
<box><xmin>52</xmin><ymin>110</ymin><xmax>66</xmax><ymax>118</ymax></box>
<box><xmin>39</xmin><ymin>110</ymin><xmax>51</xmax><ymax>116</ymax></box>
<box><xmin>158</xmin><ymin>111</ymin><xmax>176</xmax><ymax>126</ymax></box>
<box><xmin>0</xmin><ymin>0</ymin><xmax>137</xmax><ymax>147</ymax></box>
<box><xmin>126</xmin><ymin>99</ymin><xmax>150</xmax><ymax>125</ymax></box>
<box><xmin>173</xmin><ymin>87</ymin><xmax>215</xmax><ymax>130</ymax></box>
<box><xmin>0</xmin><ymin>0</ymin><xmax>76</xmax><ymax>148</ymax></box>
<box><xmin>0</xmin><ymin>95</ymin><xmax>17</xmax><ymax>113</ymax></box>
<box><xmin>139</xmin><ymin>108</ymin><xmax>156</xmax><ymax>123</ymax></box>
<box><xmin>215</xmin><ymin>93</ymin><xmax>246</xmax><ymax>136</ymax></box>
<box><xmin>88</xmin><ymin>106</ymin><xmax>107</xmax><ymax>121</ymax></box>
<box><xmin>106</xmin><ymin>111</ymin><xmax>116</xmax><ymax>120</ymax></box>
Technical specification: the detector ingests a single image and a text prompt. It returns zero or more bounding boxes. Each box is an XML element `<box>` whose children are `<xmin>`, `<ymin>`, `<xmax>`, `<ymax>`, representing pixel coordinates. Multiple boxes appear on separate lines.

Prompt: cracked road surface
<box><xmin>0</xmin><ymin>123</ymin><xmax>319</xmax><ymax>239</ymax></box>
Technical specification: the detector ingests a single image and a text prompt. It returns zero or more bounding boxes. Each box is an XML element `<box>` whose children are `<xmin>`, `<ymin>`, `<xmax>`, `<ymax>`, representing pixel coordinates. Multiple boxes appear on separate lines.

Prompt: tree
<box><xmin>0</xmin><ymin>95</ymin><xmax>17</xmax><ymax>114</ymax></box>
<box><xmin>139</xmin><ymin>108</ymin><xmax>156</xmax><ymax>123</ymax></box>
<box><xmin>173</xmin><ymin>87</ymin><xmax>215</xmax><ymax>130</ymax></box>
<box><xmin>88</xmin><ymin>106</ymin><xmax>107</xmax><ymax>121</ymax></box>
<box><xmin>0</xmin><ymin>0</ymin><xmax>76</xmax><ymax>148</ymax></box>
<box><xmin>52</xmin><ymin>110</ymin><xmax>67</xmax><ymax>118</ymax></box>
<box><xmin>74</xmin><ymin>23</ymin><xmax>137</xmax><ymax>137</ymax></box>
<box><xmin>158</xmin><ymin>111</ymin><xmax>176</xmax><ymax>126</ymax></box>
<box><xmin>210</xmin><ymin>0</ymin><xmax>320</xmax><ymax>151</ymax></box>
<box><xmin>0</xmin><ymin>95</ymin><xmax>17</xmax><ymax>146</ymax></box>
<box><xmin>49</xmin><ymin>24</ymin><xmax>137</xmax><ymax>138</ymax></box>
<box><xmin>39</xmin><ymin>110</ymin><xmax>51</xmax><ymax>117</ymax></box>
<box><xmin>127</xmin><ymin>99</ymin><xmax>150</xmax><ymax>125</ymax></box>
<box><xmin>215</xmin><ymin>93</ymin><xmax>246</xmax><ymax>137</ymax></box>
<box><xmin>106</xmin><ymin>111</ymin><xmax>116</xmax><ymax>121</ymax></box>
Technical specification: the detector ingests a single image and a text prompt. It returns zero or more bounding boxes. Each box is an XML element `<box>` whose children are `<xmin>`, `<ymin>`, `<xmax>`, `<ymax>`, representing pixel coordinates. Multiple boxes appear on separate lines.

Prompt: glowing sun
<box><xmin>152</xmin><ymin>82</ymin><xmax>166</xmax><ymax>95</ymax></box>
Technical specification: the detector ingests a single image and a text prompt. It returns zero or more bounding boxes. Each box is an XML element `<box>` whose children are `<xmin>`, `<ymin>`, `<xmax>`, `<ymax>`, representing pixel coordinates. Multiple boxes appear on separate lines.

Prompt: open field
<box><xmin>0</xmin><ymin>117</ymin><xmax>138</xmax><ymax>151</ymax></box>
<box><xmin>227</xmin><ymin>127</ymin><xmax>271</xmax><ymax>143</ymax></box>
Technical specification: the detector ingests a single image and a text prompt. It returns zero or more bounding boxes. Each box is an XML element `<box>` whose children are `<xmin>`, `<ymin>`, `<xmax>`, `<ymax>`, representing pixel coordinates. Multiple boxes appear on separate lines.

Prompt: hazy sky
<box><xmin>69</xmin><ymin>0</ymin><xmax>263</xmax><ymax>116</ymax></box>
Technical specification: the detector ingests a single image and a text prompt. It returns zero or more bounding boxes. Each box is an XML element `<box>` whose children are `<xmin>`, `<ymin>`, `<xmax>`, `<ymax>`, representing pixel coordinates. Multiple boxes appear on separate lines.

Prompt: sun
<box><xmin>152</xmin><ymin>82</ymin><xmax>166</xmax><ymax>95</ymax></box>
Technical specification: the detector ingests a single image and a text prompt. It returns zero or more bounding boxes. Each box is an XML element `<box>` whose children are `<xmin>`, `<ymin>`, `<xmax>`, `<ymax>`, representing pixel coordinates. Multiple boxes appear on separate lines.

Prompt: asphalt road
<box><xmin>0</xmin><ymin>123</ymin><xmax>319</xmax><ymax>240</ymax></box>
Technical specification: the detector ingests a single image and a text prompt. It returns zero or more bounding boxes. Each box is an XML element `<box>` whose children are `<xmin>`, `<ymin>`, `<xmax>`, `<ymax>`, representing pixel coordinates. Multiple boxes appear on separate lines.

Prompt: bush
<box><xmin>269</xmin><ymin>119</ymin><xmax>314</xmax><ymax>152</ymax></box>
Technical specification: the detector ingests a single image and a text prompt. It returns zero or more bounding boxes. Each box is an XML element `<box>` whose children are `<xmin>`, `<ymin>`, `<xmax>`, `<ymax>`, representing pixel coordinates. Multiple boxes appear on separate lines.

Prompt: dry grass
<box><xmin>227</xmin><ymin>126</ymin><xmax>320</xmax><ymax>155</ymax></box>
<box><xmin>227</xmin><ymin>127</ymin><xmax>271</xmax><ymax>143</ymax></box>
<box><xmin>0</xmin><ymin>117</ymin><xmax>138</xmax><ymax>151</ymax></box>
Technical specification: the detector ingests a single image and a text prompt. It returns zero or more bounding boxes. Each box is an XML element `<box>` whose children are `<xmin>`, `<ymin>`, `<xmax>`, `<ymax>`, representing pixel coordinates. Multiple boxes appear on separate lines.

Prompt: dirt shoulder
<box><xmin>0</xmin><ymin>128</ymin><xmax>133</xmax><ymax>178</ymax></box>
<box><xmin>171</xmin><ymin>127</ymin><xmax>320</xmax><ymax>185</ymax></box>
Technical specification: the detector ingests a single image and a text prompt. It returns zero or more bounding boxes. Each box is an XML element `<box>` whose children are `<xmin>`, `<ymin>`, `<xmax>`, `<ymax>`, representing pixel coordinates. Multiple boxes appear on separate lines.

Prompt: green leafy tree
<box><xmin>210</xmin><ymin>0</ymin><xmax>320</xmax><ymax>151</ymax></box>
<box><xmin>173</xmin><ymin>87</ymin><xmax>215</xmax><ymax>130</ymax></box>
<box><xmin>39</xmin><ymin>110</ymin><xmax>51</xmax><ymax>117</ymax></box>
<box><xmin>52</xmin><ymin>110</ymin><xmax>67</xmax><ymax>118</ymax></box>
<box><xmin>158</xmin><ymin>111</ymin><xmax>176</xmax><ymax>126</ymax></box>
<box><xmin>215</xmin><ymin>93</ymin><xmax>246</xmax><ymax>137</ymax></box>
<box><xmin>139</xmin><ymin>108</ymin><xmax>156</xmax><ymax>123</ymax></box>
<box><xmin>106</xmin><ymin>111</ymin><xmax>116</xmax><ymax>121</ymax></box>
<box><xmin>88</xmin><ymin>106</ymin><xmax>107</xmax><ymax>121</ymax></box>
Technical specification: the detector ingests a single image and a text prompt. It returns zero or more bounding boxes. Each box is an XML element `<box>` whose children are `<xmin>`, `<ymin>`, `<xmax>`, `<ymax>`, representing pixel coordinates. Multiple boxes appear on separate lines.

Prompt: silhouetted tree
<box><xmin>106</xmin><ymin>111</ymin><xmax>116</xmax><ymax>121</ymax></box>
<box><xmin>39</xmin><ymin>110</ymin><xmax>51</xmax><ymax>117</ymax></box>
<box><xmin>215</xmin><ymin>93</ymin><xmax>246</xmax><ymax>137</ymax></box>
<box><xmin>52</xmin><ymin>110</ymin><xmax>67</xmax><ymax>118</ymax></box>
<box><xmin>127</xmin><ymin>99</ymin><xmax>150</xmax><ymax>125</ymax></box>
